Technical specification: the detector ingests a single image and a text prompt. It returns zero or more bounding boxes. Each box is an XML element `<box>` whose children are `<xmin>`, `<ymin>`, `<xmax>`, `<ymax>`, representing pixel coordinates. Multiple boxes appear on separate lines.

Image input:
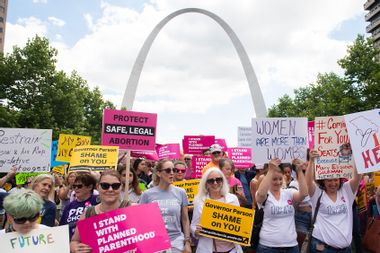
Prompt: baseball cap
<box><xmin>210</xmin><ymin>144</ymin><xmax>222</xmax><ymax>153</ymax></box>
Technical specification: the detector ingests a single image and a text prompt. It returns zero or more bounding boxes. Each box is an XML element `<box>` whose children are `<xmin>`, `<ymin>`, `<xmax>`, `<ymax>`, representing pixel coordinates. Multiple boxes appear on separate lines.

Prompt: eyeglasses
<box><xmin>206</xmin><ymin>177</ymin><xmax>223</xmax><ymax>184</ymax></box>
<box><xmin>99</xmin><ymin>182</ymin><xmax>122</xmax><ymax>190</ymax></box>
<box><xmin>184</xmin><ymin>158</ymin><xmax>192</xmax><ymax>161</ymax></box>
<box><xmin>175</xmin><ymin>168</ymin><xmax>186</xmax><ymax>173</ymax></box>
<box><xmin>13</xmin><ymin>213</ymin><xmax>40</xmax><ymax>224</ymax></box>
<box><xmin>159</xmin><ymin>168</ymin><xmax>177</xmax><ymax>174</ymax></box>
<box><xmin>72</xmin><ymin>184</ymin><xmax>83</xmax><ymax>189</ymax></box>
<box><xmin>212</xmin><ymin>151</ymin><xmax>222</xmax><ymax>155</ymax></box>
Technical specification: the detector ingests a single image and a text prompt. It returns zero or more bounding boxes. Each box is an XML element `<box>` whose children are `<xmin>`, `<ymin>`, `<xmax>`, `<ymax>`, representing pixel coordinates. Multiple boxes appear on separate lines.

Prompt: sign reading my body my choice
<box><xmin>102</xmin><ymin>109</ymin><xmax>157</xmax><ymax>151</ymax></box>
<box><xmin>0</xmin><ymin>128</ymin><xmax>52</xmax><ymax>173</ymax></box>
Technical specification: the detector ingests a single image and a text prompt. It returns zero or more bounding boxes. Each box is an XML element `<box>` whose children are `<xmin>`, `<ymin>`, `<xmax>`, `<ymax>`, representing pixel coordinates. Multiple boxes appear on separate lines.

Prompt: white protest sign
<box><xmin>251</xmin><ymin>118</ymin><xmax>308</xmax><ymax>165</ymax></box>
<box><xmin>0</xmin><ymin>128</ymin><xmax>52</xmax><ymax>173</ymax></box>
<box><xmin>344</xmin><ymin>109</ymin><xmax>380</xmax><ymax>174</ymax></box>
<box><xmin>0</xmin><ymin>225</ymin><xmax>69</xmax><ymax>253</ymax></box>
<box><xmin>237</xmin><ymin>127</ymin><xmax>252</xmax><ymax>148</ymax></box>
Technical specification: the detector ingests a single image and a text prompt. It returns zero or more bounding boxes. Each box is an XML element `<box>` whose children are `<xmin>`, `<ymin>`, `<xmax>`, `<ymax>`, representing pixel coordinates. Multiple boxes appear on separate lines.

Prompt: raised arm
<box><xmin>0</xmin><ymin>166</ymin><xmax>16</xmax><ymax>188</ymax></box>
<box><xmin>349</xmin><ymin>162</ymin><xmax>362</xmax><ymax>194</ymax></box>
<box><xmin>256</xmin><ymin>159</ymin><xmax>280</xmax><ymax>204</ymax></box>
<box><xmin>292</xmin><ymin>159</ymin><xmax>308</xmax><ymax>202</ymax></box>
<box><xmin>305</xmin><ymin>150</ymin><xmax>318</xmax><ymax>197</ymax></box>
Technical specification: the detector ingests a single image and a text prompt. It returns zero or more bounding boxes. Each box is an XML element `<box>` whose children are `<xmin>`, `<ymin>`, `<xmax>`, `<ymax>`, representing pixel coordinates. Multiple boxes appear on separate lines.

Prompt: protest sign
<box><xmin>308</xmin><ymin>121</ymin><xmax>315</xmax><ymax>149</ymax></box>
<box><xmin>227</xmin><ymin>148</ymin><xmax>253</xmax><ymax>169</ymax></box>
<box><xmin>251</xmin><ymin>118</ymin><xmax>308</xmax><ymax>165</ymax></box>
<box><xmin>374</xmin><ymin>172</ymin><xmax>380</xmax><ymax>188</ymax></box>
<box><xmin>102</xmin><ymin>109</ymin><xmax>157</xmax><ymax>151</ymax></box>
<box><xmin>238</xmin><ymin>127</ymin><xmax>253</xmax><ymax>148</ymax></box>
<box><xmin>314</xmin><ymin>116</ymin><xmax>354</xmax><ymax>179</ymax></box>
<box><xmin>155</xmin><ymin>143</ymin><xmax>180</xmax><ymax>160</ymax></box>
<box><xmin>356</xmin><ymin>187</ymin><xmax>367</xmax><ymax>213</ymax></box>
<box><xmin>192</xmin><ymin>156</ymin><xmax>211</xmax><ymax>178</ymax></box>
<box><xmin>0</xmin><ymin>128</ymin><xmax>52</xmax><ymax>173</ymax></box>
<box><xmin>69</xmin><ymin>145</ymin><xmax>118</xmax><ymax>172</ymax></box>
<box><xmin>344</xmin><ymin>109</ymin><xmax>380</xmax><ymax>174</ymax></box>
<box><xmin>0</xmin><ymin>225</ymin><xmax>69</xmax><ymax>253</ymax></box>
<box><xmin>173</xmin><ymin>179</ymin><xmax>200</xmax><ymax>204</ymax></box>
<box><xmin>52</xmin><ymin>165</ymin><xmax>65</xmax><ymax>175</ymax></box>
<box><xmin>77</xmin><ymin>203</ymin><xmax>171</xmax><ymax>253</ymax></box>
<box><xmin>50</xmin><ymin>140</ymin><xmax>68</xmax><ymax>167</ymax></box>
<box><xmin>200</xmin><ymin>199</ymin><xmax>254</xmax><ymax>246</ymax></box>
<box><xmin>215</xmin><ymin>139</ymin><xmax>228</xmax><ymax>151</ymax></box>
<box><xmin>15</xmin><ymin>172</ymin><xmax>43</xmax><ymax>185</ymax></box>
<box><xmin>55</xmin><ymin>134</ymin><xmax>91</xmax><ymax>163</ymax></box>
<box><xmin>130</xmin><ymin>150</ymin><xmax>158</xmax><ymax>160</ymax></box>
<box><xmin>183</xmin><ymin>136</ymin><xmax>215</xmax><ymax>155</ymax></box>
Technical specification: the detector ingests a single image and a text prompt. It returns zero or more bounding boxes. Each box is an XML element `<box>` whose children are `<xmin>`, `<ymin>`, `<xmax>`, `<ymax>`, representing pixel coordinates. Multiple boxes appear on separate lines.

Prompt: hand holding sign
<box><xmin>268</xmin><ymin>158</ymin><xmax>281</xmax><ymax>171</ymax></box>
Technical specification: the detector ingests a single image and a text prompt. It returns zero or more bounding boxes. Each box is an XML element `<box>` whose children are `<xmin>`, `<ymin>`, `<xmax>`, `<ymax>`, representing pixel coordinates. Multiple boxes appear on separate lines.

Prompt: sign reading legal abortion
<box><xmin>102</xmin><ymin>109</ymin><xmax>157</xmax><ymax>151</ymax></box>
<box><xmin>314</xmin><ymin>116</ymin><xmax>354</xmax><ymax>179</ymax></box>
<box><xmin>0</xmin><ymin>128</ymin><xmax>52</xmax><ymax>173</ymax></box>
<box><xmin>69</xmin><ymin>145</ymin><xmax>119</xmax><ymax>172</ymax></box>
<box><xmin>192</xmin><ymin>156</ymin><xmax>211</xmax><ymax>178</ymax></box>
<box><xmin>0</xmin><ymin>225</ymin><xmax>69</xmax><ymax>253</ymax></box>
<box><xmin>200</xmin><ymin>199</ymin><xmax>254</xmax><ymax>246</ymax></box>
<box><xmin>77</xmin><ymin>204</ymin><xmax>171</xmax><ymax>253</ymax></box>
<box><xmin>56</xmin><ymin>134</ymin><xmax>92</xmax><ymax>163</ymax></box>
<box><xmin>227</xmin><ymin>148</ymin><xmax>253</xmax><ymax>169</ymax></box>
<box><xmin>156</xmin><ymin>143</ymin><xmax>181</xmax><ymax>160</ymax></box>
<box><xmin>183</xmin><ymin>135</ymin><xmax>215</xmax><ymax>155</ymax></box>
<box><xmin>173</xmin><ymin>179</ymin><xmax>200</xmax><ymax>205</ymax></box>
<box><xmin>344</xmin><ymin>109</ymin><xmax>380</xmax><ymax>174</ymax></box>
<box><xmin>251</xmin><ymin>118</ymin><xmax>308</xmax><ymax>165</ymax></box>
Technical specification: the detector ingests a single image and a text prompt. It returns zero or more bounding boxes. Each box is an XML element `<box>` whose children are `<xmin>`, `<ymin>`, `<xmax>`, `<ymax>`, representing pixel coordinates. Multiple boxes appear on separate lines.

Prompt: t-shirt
<box><xmin>258</xmin><ymin>189</ymin><xmax>297</xmax><ymax>247</ymax></box>
<box><xmin>288</xmin><ymin>179</ymin><xmax>311</xmax><ymax>208</ymax></box>
<box><xmin>59</xmin><ymin>195</ymin><xmax>98</xmax><ymax>239</ymax></box>
<box><xmin>0</xmin><ymin>224</ymin><xmax>47</xmax><ymax>234</ymax></box>
<box><xmin>201</xmin><ymin>161</ymin><xmax>218</xmax><ymax>174</ymax></box>
<box><xmin>311</xmin><ymin>182</ymin><xmax>355</xmax><ymax>249</ymax></box>
<box><xmin>38</xmin><ymin>200</ymin><xmax>56</xmax><ymax>227</ymax></box>
<box><xmin>139</xmin><ymin>185</ymin><xmax>188</xmax><ymax>241</ymax></box>
<box><xmin>227</xmin><ymin>177</ymin><xmax>243</xmax><ymax>188</ymax></box>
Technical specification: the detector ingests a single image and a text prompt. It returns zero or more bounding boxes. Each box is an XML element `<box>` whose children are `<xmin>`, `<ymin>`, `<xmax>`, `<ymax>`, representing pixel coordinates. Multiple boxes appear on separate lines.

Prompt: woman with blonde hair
<box><xmin>191</xmin><ymin>167</ymin><xmax>243</xmax><ymax>253</ymax></box>
<box><xmin>31</xmin><ymin>174</ymin><xmax>56</xmax><ymax>227</ymax></box>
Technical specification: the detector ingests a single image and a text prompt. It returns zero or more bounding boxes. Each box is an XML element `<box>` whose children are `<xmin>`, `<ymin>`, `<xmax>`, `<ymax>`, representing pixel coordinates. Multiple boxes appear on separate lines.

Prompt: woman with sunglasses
<box><xmin>31</xmin><ymin>174</ymin><xmax>56</xmax><ymax>227</ymax></box>
<box><xmin>1</xmin><ymin>190</ymin><xmax>45</xmax><ymax>234</ymax></box>
<box><xmin>173</xmin><ymin>161</ymin><xmax>187</xmax><ymax>182</ymax></box>
<box><xmin>191</xmin><ymin>167</ymin><xmax>243</xmax><ymax>253</ymax></box>
<box><xmin>59</xmin><ymin>172</ymin><xmax>98</xmax><ymax>239</ymax></box>
<box><xmin>140</xmin><ymin>159</ymin><xmax>192</xmax><ymax>253</ymax></box>
<box><xmin>70</xmin><ymin>170</ymin><xmax>128</xmax><ymax>253</ymax></box>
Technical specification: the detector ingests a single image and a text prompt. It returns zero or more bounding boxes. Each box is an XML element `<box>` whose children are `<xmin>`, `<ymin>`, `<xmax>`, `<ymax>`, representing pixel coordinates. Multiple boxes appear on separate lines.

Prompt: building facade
<box><xmin>0</xmin><ymin>0</ymin><xmax>7</xmax><ymax>53</ymax></box>
<box><xmin>364</xmin><ymin>0</ymin><xmax>380</xmax><ymax>48</ymax></box>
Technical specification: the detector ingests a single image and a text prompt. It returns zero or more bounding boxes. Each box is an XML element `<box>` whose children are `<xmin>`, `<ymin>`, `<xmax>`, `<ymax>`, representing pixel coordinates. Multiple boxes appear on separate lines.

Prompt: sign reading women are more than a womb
<box><xmin>0</xmin><ymin>128</ymin><xmax>52</xmax><ymax>173</ymax></box>
<box><xmin>102</xmin><ymin>109</ymin><xmax>157</xmax><ymax>151</ymax></box>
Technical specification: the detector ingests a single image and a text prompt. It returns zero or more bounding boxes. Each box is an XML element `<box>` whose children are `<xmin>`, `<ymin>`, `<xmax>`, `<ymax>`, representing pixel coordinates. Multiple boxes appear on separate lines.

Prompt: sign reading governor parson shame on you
<box><xmin>102</xmin><ymin>109</ymin><xmax>157</xmax><ymax>151</ymax></box>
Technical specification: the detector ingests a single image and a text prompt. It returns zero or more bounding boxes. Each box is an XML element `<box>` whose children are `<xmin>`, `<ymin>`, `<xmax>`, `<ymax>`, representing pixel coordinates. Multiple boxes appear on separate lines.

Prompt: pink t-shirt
<box><xmin>227</xmin><ymin>176</ymin><xmax>242</xmax><ymax>188</ymax></box>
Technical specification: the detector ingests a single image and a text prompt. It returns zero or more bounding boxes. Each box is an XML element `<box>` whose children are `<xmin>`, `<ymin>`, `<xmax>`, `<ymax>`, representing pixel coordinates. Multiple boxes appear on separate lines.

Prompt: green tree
<box><xmin>0</xmin><ymin>36</ymin><xmax>115</xmax><ymax>143</ymax></box>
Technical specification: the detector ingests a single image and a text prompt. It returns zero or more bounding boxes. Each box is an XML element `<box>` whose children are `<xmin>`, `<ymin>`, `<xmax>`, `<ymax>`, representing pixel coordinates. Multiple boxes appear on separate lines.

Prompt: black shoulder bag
<box><xmin>250</xmin><ymin>195</ymin><xmax>268</xmax><ymax>249</ymax></box>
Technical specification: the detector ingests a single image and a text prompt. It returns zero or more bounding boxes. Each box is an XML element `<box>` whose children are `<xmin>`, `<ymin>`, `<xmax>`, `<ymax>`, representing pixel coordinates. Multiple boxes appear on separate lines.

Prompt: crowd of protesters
<box><xmin>0</xmin><ymin>144</ymin><xmax>379</xmax><ymax>253</ymax></box>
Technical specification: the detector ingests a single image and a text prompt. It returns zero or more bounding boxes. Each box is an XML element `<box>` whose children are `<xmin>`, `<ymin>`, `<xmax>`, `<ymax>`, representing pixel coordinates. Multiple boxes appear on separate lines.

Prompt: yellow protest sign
<box><xmin>52</xmin><ymin>165</ymin><xmax>66</xmax><ymax>175</ymax></box>
<box><xmin>69</xmin><ymin>145</ymin><xmax>119</xmax><ymax>172</ymax></box>
<box><xmin>173</xmin><ymin>179</ymin><xmax>200</xmax><ymax>205</ymax></box>
<box><xmin>56</xmin><ymin>134</ymin><xmax>92</xmax><ymax>162</ymax></box>
<box><xmin>374</xmin><ymin>172</ymin><xmax>380</xmax><ymax>188</ymax></box>
<box><xmin>356</xmin><ymin>187</ymin><xmax>367</xmax><ymax>213</ymax></box>
<box><xmin>199</xmin><ymin>199</ymin><xmax>254</xmax><ymax>246</ymax></box>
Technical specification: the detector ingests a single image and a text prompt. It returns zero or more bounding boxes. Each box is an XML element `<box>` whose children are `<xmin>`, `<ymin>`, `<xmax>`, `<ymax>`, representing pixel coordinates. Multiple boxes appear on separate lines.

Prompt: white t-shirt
<box><xmin>0</xmin><ymin>224</ymin><xmax>48</xmax><ymax>235</ymax></box>
<box><xmin>289</xmin><ymin>179</ymin><xmax>311</xmax><ymax>208</ymax></box>
<box><xmin>258</xmin><ymin>189</ymin><xmax>298</xmax><ymax>247</ymax></box>
<box><xmin>311</xmin><ymin>182</ymin><xmax>355</xmax><ymax>249</ymax></box>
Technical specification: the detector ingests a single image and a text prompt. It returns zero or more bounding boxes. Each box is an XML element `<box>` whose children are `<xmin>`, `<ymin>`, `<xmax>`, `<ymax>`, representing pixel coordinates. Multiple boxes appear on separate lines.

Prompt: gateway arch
<box><xmin>122</xmin><ymin>8</ymin><xmax>267</xmax><ymax>117</ymax></box>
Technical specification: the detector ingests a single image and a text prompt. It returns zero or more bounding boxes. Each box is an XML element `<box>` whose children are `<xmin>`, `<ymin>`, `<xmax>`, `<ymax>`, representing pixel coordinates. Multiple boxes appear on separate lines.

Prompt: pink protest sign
<box><xmin>102</xmin><ymin>109</ymin><xmax>157</xmax><ymax>151</ymax></box>
<box><xmin>183</xmin><ymin>136</ymin><xmax>215</xmax><ymax>155</ymax></box>
<box><xmin>215</xmin><ymin>138</ymin><xmax>228</xmax><ymax>151</ymax></box>
<box><xmin>156</xmin><ymin>143</ymin><xmax>181</xmax><ymax>160</ymax></box>
<box><xmin>130</xmin><ymin>150</ymin><xmax>159</xmax><ymax>161</ymax></box>
<box><xmin>77</xmin><ymin>203</ymin><xmax>171</xmax><ymax>253</ymax></box>
<box><xmin>192</xmin><ymin>156</ymin><xmax>211</xmax><ymax>178</ymax></box>
<box><xmin>227</xmin><ymin>147</ymin><xmax>253</xmax><ymax>169</ymax></box>
<box><xmin>308</xmin><ymin>121</ymin><xmax>315</xmax><ymax>149</ymax></box>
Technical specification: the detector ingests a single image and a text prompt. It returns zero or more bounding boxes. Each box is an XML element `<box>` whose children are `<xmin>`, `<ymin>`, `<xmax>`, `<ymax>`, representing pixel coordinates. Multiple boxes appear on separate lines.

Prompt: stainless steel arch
<box><xmin>122</xmin><ymin>8</ymin><xmax>267</xmax><ymax>117</ymax></box>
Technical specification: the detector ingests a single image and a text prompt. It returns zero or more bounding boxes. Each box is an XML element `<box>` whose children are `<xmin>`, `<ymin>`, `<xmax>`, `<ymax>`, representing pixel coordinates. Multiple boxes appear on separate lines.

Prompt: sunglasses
<box><xmin>175</xmin><ymin>168</ymin><xmax>186</xmax><ymax>173</ymax></box>
<box><xmin>99</xmin><ymin>182</ymin><xmax>122</xmax><ymax>190</ymax></box>
<box><xmin>212</xmin><ymin>151</ymin><xmax>222</xmax><ymax>155</ymax></box>
<box><xmin>159</xmin><ymin>168</ymin><xmax>178</xmax><ymax>174</ymax></box>
<box><xmin>13</xmin><ymin>213</ymin><xmax>40</xmax><ymax>224</ymax></box>
<box><xmin>72</xmin><ymin>184</ymin><xmax>83</xmax><ymax>189</ymax></box>
<box><xmin>184</xmin><ymin>158</ymin><xmax>192</xmax><ymax>161</ymax></box>
<box><xmin>206</xmin><ymin>177</ymin><xmax>223</xmax><ymax>184</ymax></box>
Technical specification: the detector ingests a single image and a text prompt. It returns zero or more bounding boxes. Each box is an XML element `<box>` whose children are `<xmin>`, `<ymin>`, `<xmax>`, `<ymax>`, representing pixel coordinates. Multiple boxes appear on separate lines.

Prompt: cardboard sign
<box><xmin>251</xmin><ymin>118</ymin><xmax>308</xmax><ymax>165</ymax></box>
<box><xmin>50</xmin><ymin>140</ymin><xmax>68</xmax><ymax>167</ymax></box>
<box><xmin>374</xmin><ymin>172</ymin><xmax>380</xmax><ymax>188</ymax></box>
<box><xmin>0</xmin><ymin>128</ymin><xmax>52</xmax><ymax>173</ymax></box>
<box><xmin>215</xmin><ymin>139</ymin><xmax>228</xmax><ymax>151</ymax></box>
<box><xmin>200</xmin><ymin>199</ymin><xmax>254</xmax><ymax>246</ymax></box>
<box><xmin>173</xmin><ymin>179</ymin><xmax>200</xmax><ymax>205</ymax></box>
<box><xmin>308</xmin><ymin>121</ymin><xmax>315</xmax><ymax>149</ymax></box>
<box><xmin>192</xmin><ymin>156</ymin><xmax>211</xmax><ymax>178</ymax></box>
<box><xmin>314</xmin><ymin>116</ymin><xmax>354</xmax><ymax>179</ymax></box>
<box><xmin>344</xmin><ymin>109</ymin><xmax>380</xmax><ymax>174</ymax></box>
<box><xmin>130</xmin><ymin>150</ymin><xmax>158</xmax><ymax>160</ymax></box>
<box><xmin>77</xmin><ymin>204</ymin><xmax>171</xmax><ymax>253</ymax></box>
<box><xmin>156</xmin><ymin>143</ymin><xmax>181</xmax><ymax>160</ymax></box>
<box><xmin>56</xmin><ymin>134</ymin><xmax>91</xmax><ymax>163</ymax></box>
<box><xmin>52</xmin><ymin>165</ymin><xmax>65</xmax><ymax>175</ymax></box>
<box><xmin>15</xmin><ymin>172</ymin><xmax>43</xmax><ymax>185</ymax></box>
<box><xmin>356</xmin><ymin>186</ymin><xmax>367</xmax><ymax>213</ymax></box>
<box><xmin>69</xmin><ymin>145</ymin><xmax>118</xmax><ymax>172</ymax></box>
<box><xmin>182</xmin><ymin>136</ymin><xmax>215</xmax><ymax>155</ymax></box>
<box><xmin>0</xmin><ymin>225</ymin><xmax>69</xmax><ymax>253</ymax></box>
<box><xmin>227</xmin><ymin>148</ymin><xmax>253</xmax><ymax>169</ymax></box>
<box><xmin>102</xmin><ymin>109</ymin><xmax>157</xmax><ymax>151</ymax></box>
<box><xmin>237</xmin><ymin>127</ymin><xmax>252</xmax><ymax>148</ymax></box>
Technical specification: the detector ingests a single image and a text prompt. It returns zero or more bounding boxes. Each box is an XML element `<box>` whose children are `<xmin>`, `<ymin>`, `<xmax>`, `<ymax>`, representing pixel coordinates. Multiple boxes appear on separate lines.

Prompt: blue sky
<box><xmin>5</xmin><ymin>0</ymin><xmax>370</xmax><ymax>147</ymax></box>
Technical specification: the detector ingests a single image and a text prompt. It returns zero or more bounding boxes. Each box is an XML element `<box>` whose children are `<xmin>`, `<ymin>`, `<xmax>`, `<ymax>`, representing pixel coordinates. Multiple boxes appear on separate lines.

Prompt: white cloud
<box><xmin>32</xmin><ymin>0</ymin><xmax>48</xmax><ymax>3</ymax></box>
<box><xmin>48</xmin><ymin>17</ymin><xmax>66</xmax><ymax>27</ymax></box>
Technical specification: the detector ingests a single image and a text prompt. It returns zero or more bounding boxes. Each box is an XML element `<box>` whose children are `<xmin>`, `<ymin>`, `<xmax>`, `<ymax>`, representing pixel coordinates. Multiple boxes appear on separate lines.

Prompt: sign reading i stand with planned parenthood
<box><xmin>102</xmin><ymin>109</ymin><xmax>157</xmax><ymax>151</ymax></box>
<box><xmin>251</xmin><ymin>118</ymin><xmax>308</xmax><ymax>165</ymax></box>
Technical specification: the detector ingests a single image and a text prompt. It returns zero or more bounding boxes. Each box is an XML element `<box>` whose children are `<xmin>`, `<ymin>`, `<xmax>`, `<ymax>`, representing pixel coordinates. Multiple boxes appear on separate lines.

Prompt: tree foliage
<box><xmin>268</xmin><ymin>35</ymin><xmax>380</xmax><ymax>119</ymax></box>
<box><xmin>0</xmin><ymin>36</ymin><xmax>115</xmax><ymax>143</ymax></box>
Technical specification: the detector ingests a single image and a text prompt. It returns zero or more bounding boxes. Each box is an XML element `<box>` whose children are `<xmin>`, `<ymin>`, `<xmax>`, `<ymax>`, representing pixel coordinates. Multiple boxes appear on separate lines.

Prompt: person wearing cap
<box><xmin>183</xmin><ymin>155</ymin><xmax>194</xmax><ymax>180</ymax></box>
<box><xmin>201</xmin><ymin>144</ymin><xmax>224</xmax><ymax>175</ymax></box>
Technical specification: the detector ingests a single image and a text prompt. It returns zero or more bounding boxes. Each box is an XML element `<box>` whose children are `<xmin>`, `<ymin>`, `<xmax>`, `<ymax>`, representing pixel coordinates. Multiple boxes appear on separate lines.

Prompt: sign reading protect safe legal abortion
<box><xmin>251</xmin><ymin>118</ymin><xmax>308</xmax><ymax>165</ymax></box>
<box><xmin>314</xmin><ymin>116</ymin><xmax>354</xmax><ymax>179</ymax></box>
<box><xmin>69</xmin><ymin>145</ymin><xmax>118</xmax><ymax>172</ymax></box>
<box><xmin>77</xmin><ymin>204</ymin><xmax>171</xmax><ymax>253</ymax></box>
<box><xmin>102</xmin><ymin>109</ymin><xmax>157</xmax><ymax>151</ymax></box>
<box><xmin>200</xmin><ymin>199</ymin><xmax>254</xmax><ymax>246</ymax></box>
<box><xmin>0</xmin><ymin>128</ymin><xmax>52</xmax><ymax>173</ymax></box>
